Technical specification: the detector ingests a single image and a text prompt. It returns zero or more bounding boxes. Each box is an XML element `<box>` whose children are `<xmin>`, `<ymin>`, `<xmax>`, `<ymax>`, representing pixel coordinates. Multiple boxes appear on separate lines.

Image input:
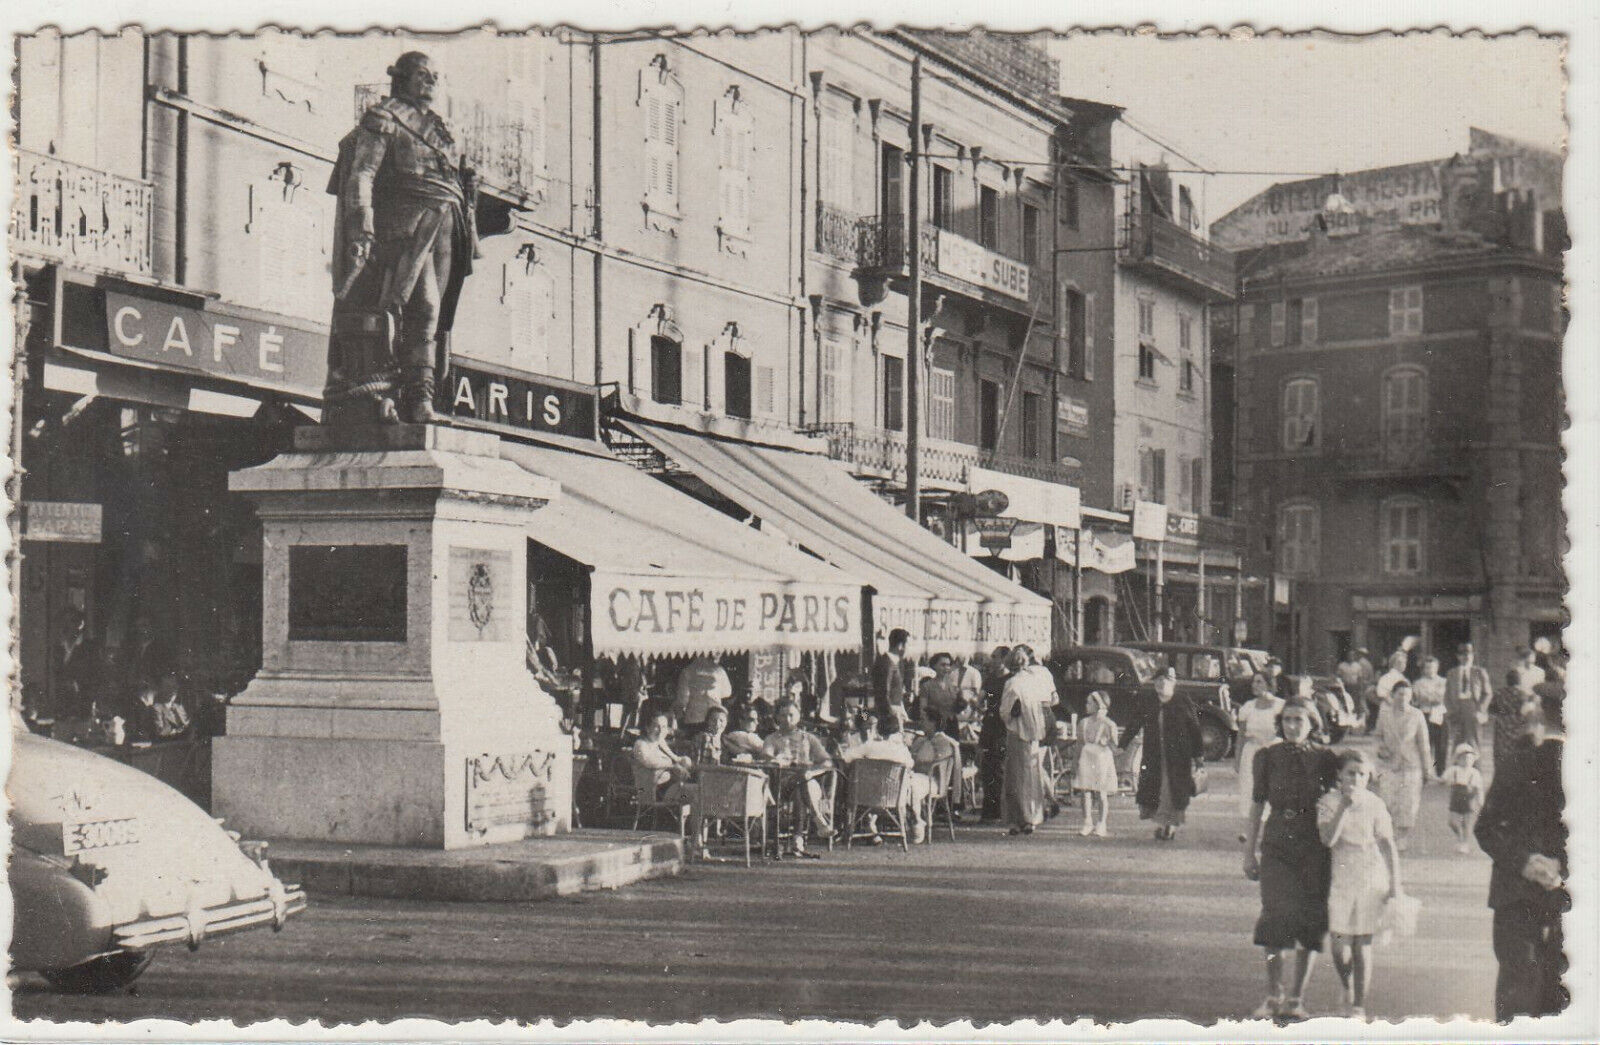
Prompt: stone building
<box><xmin>1213</xmin><ymin>130</ymin><xmax>1565</xmax><ymax>674</ymax></box>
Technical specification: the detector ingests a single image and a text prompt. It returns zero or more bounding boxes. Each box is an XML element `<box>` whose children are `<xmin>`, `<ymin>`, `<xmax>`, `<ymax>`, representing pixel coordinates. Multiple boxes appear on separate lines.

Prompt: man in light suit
<box><xmin>1446</xmin><ymin>641</ymin><xmax>1494</xmax><ymax>752</ymax></box>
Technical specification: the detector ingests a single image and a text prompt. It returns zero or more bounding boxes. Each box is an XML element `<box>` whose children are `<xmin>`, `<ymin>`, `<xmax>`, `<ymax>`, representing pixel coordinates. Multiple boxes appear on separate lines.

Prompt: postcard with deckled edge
<box><xmin>3</xmin><ymin>0</ymin><xmax>1595</xmax><ymax>1040</ymax></box>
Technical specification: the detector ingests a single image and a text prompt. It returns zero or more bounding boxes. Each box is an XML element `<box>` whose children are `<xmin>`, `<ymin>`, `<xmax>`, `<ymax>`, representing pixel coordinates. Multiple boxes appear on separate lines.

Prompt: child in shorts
<box><xmin>1441</xmin><ymin>742</ymin><xmax>1485</xmax><ymax>855</ymax></box>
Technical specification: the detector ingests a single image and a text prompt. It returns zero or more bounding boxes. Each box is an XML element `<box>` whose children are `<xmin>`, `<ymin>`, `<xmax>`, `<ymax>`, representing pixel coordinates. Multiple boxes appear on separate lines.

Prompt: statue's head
<box><xmin>387</xmin><ymin>51</ymin><xmax>437</xmax><ymax>108</ymax></box>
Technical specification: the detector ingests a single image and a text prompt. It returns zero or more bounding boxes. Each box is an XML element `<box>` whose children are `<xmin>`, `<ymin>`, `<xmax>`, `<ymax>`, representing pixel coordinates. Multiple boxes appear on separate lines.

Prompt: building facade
<box><xmin>1213</xmin><ymin>132</ymin><xmax>1565</xmax><ymax>674</ymax></box>
<box><xmin>1104</xmin><ymin>119</ymin><xmax>1241</xmax><ymax>644</ymax></box>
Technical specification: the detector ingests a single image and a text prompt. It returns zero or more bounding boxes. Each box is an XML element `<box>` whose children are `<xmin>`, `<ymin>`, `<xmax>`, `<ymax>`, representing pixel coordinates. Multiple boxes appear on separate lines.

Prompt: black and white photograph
<box><xmin>4</xmin><ymin>1</ymin><xmax>1593</xmax><ymax>1037</ymax></box>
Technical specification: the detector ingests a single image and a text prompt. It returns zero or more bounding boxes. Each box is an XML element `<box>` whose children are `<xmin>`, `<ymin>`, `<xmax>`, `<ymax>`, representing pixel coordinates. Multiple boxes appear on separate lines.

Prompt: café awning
<box><xmin>621</xmin><ymin>420</ymin><xmax>1052</xmax><ymax>659</ymax></box>
<box><xmin>499</xmin><ymin>441</ymin><xmax>860</xmax><ymax>659</ymax></box>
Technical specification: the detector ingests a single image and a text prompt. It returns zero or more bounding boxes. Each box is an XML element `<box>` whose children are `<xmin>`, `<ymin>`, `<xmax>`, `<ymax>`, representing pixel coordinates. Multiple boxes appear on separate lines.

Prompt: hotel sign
<box><xmin>936</xmin><ymin>233</ymin><xmax>1031</xmax><ymax>302</ymax></box>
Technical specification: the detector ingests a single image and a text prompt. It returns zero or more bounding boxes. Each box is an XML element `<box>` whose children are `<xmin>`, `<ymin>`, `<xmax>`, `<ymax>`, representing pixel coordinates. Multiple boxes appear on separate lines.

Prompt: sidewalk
<box><xmin>265</xmin><ymin>829</ymin><xmax>684</xmax><ymax>903</ymax></box>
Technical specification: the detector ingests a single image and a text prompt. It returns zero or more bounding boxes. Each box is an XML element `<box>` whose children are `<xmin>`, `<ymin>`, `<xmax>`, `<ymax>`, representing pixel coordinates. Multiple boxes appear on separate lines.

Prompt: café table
<box><xmin>741</xmin><ymin>759</ymin><xmax>837</xmax><ymax>859</ymax></box>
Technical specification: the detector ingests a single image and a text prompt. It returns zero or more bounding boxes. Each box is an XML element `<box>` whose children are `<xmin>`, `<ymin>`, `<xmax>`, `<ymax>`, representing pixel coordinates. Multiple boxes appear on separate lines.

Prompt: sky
<box><xmin>1050</xmin><ymin>31</ymin><xmax>1567</xmax><ymax>219</ymax></box>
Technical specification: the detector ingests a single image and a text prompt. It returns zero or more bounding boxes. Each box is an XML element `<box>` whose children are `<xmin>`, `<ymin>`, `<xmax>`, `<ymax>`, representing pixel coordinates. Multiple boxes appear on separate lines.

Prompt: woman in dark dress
<box><xmin>1243</xmin><ymin>701</ymin><xmax>1341</xmax><ymax>1021</ymax></box>
<box><xmin>1120</xmin><ymin>668</ymin><xmax>1204</xmax><ymax>840</ymax></box>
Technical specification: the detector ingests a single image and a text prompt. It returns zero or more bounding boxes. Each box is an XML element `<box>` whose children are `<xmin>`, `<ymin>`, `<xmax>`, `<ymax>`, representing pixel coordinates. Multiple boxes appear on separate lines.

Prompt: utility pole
<box><xmin>904</xmin><ymin>53</ymin><xmax>923</xmax><ymax>522</ymax></box>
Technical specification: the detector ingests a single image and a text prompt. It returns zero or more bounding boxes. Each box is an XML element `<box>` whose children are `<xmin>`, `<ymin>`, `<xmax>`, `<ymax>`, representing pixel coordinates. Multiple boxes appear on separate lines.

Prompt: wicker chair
<box><xmin>843</xmin><ymin>758</ymin><xmax>911</xmax><ymax>852</ymax></box>
<box><xmin>918</xmin><ymin>752</ymin><xmax>960</xmax><ymax>843</ymax></box>
<box><xmin>691</xmin><ymin>765</ymin><xmax>771</xmax><ymax>867</ymax></box>
<box><xmin>625</xmin><ymin>749</ymin><xmax>690</xmax><ymax>834</ymax></box>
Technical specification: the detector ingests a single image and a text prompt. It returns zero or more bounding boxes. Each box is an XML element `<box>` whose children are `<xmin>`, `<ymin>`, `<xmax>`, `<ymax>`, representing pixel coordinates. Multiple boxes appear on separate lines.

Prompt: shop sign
<box><xmin>442</xmin><ymin>361</ymin><xmax>599</xmax><ymax>442</ymax></box>
<box><xmin>24</xmin><ymin>501</ymin><xmax>102</xmax><ymax>543</ymax></box>
<box><xmin>1165</xmin><ymin>510</ymin><xmax>1199</xmax><ymax>542</ymax></box>
<box><xmin>103</xmin><ymin>290</ymin><xmax>326</xmax><ymax>398</ymax></box>
<box><xmin>1057</xmin><ymin>396</ymin><xmax>1090</xmax><ymax>437</ymax></box>
<box><xmin>1352</xmin><ymin>593</ymin><xmax>1482</xmax><ymax>613</ymax></box>
<box><xmin>873</xmin><ymin>594</ymin><xmax>1052</xmax><ymax>659</ymax></box>
<box><xmin>465</xmin><ymin>751</ymin><xmax>560</xmax><ymax>833</ymax></box>
<box><xmin>935</xmin><ymin>233</ymin><xmax>1031</xmax><ymax>301</ymax></box>
<box><xmin>973</xmin><ymin>515</ymin><xmax>1015</xmax><ymax>550</ymax></box>
<box><xmin>1132</xmin><ymin>501</ymin><xmax>1168</xmax><ymax>542</ymax></box>
<box><xmin>591</xmin><ymin>578</ymin><xmax>860</xmax><ymax>657</ymax></box>
<box><xmin>1062</xmin><ymin>527</ymin><xmax>1136</xmax><ymax>574</ymax></box>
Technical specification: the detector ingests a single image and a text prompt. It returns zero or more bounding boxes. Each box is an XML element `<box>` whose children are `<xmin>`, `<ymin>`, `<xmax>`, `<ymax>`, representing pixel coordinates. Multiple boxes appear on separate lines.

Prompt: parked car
<box><xmin>1290</xmin><ymin>674</ymin><xmax>1364</xmax><ymax>744</ymax></box>
<box><xmin>1045</xmin><ymin>645</ymin><xmax>1236</xmax><ymax>762</ymax></box>
<box><xmin>9</xmin><ymin>727</ymin><xmax>307</xmax><ymax>993</ymax></box>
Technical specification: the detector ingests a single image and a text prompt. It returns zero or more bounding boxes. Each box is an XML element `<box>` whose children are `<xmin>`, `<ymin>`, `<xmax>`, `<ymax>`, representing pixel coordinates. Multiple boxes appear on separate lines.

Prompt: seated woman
<box><xmin>723</xmin><ymin>706</ymin><xmax>768</xmax><ymax>761</ymax></box>
<box><xmin>631</xmin><ymin>710</ymin><xmax>696</xmax><ymax>804</ymax></box>
<box><xmin>689</xmin><ymin>705</ymin><xmax>729</xmax><ymax>766</ymax></box>
<box><xmin>840</xmin><ymin>714</ymin><xmax>936</xmax><ymax>843</ymax></box>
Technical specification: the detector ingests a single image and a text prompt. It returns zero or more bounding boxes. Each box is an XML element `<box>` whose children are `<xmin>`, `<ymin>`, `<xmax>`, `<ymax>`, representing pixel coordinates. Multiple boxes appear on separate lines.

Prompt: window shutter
<box><xmin>631</xmin><ymin>329</ymin><xmax>651</xmax><ymax>401</ymax></box>
<box><xmin>682</xmin><ymin>343</ymin><xmax>704</xmax><ymax>409</ymax></box>
<box><xmin>1139</xmin><ymin>448</ymin><xmax>1152</xmax><ymax>500</ymax></box>
<box><xmin>1178</xmin><ymin>453</ymin><xmax>1191</xmax><ymax>512</ymax></box>
<box><xmin>1084</xmin><ymin>293</ymin><xmax>1096</xmax><ymax>381</ymax></box>
<box><xmin>705</xmin><ymin>343</ymin><xmax>724</xmax><ymax>412</ymax></box>
<box><xmin>1152</xmin><ymin>449</ymin><xmax>1166</xmax><ymax>504</ymax></box>
<box><xmin>1270</xmin><ymin>302</ymin><xmax>1287</xmax><ymax>347</ymax></box>
<box><xmin>755</xmin><ymin>364</ymin><xmax>776</xmax><ymax>417</ymax></box>
<box><xmin>1191</xmin><ymin>458</ymin><xmax>1205</xmax><ymax>514</ymax></box>
<box><xmin>1301</xmin><ymin>296</ymin><xmax>1318</xmax><ymax>343</ymax></box>
<box><xmin>1307</xmin><ymin>507</ymin><xmax>1321</xmax><ymax>575</ymax></box>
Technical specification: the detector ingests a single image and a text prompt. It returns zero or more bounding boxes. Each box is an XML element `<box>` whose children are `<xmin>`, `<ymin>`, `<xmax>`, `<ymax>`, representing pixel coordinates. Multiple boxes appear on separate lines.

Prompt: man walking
<box><xmin>1475</xmin><ymin>684</ymin><xmax>1567</xmax><ymax>1020</ymax></box>
<box><xmin>1445</xmin><ymin>642</ymin><xmax>1494</xmax><ymax>754</ymax></box>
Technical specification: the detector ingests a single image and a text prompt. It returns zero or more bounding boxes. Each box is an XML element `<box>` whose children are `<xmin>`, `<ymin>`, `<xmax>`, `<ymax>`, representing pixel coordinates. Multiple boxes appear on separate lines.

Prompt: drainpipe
<box><xmin>590</xmin><ymin>38</ymin><xmax>604</xmax><ymax>387</ymax></box>
<box><xmin>174</xmin><ymin>35</ymin><xmax>189</xmax><ymax>286</ymax></box>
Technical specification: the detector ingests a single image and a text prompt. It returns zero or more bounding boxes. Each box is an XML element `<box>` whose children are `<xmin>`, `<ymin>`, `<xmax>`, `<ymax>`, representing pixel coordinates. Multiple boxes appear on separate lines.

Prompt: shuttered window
<box><xmin>929</xmin><ymin>366</ymin><xmax>956</xmax><ymax>440</ymax></box>
<box><xmin>1278</xmin><ymin>501</ymin><xmax>1320</xmax><ymax>577</ymax></box>
<box><xmin>716</xmin><ymin>92</ymin><xmax>752</xmax><ymax>241</ymax></box>
<box><xmin>1282</xmin><ymin>377</ymin><xmax>1319</xmax><ymax>451</ymax></box>
<box><xmin>642</xmin><ymin>66</ymin><xmax>682</xmax><ymax>214</ymax></box>
<box><xmin>1389</xmin><ymin>285</ymin><xmax>1424</xmax><ymax>336</ymax></box>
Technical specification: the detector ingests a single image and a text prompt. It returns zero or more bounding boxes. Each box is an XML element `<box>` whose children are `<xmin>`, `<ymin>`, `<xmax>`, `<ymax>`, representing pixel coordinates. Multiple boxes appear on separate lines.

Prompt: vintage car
<box><xmin>1045</xmin><ymin>645</ymin><xmax>1237</xmax><ymax>762</ymax></box>
<box><xmin>9</xmin><ymin>728</ymin><xmax>306</xmax><ymax>993</ymax></box>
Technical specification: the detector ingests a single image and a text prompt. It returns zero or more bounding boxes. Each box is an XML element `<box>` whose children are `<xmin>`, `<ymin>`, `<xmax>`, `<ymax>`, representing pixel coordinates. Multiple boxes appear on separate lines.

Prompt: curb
<box><xmin>267</xmin><ymin>835</ymin><xmax>685</xmax><ymax>903</ymax></box>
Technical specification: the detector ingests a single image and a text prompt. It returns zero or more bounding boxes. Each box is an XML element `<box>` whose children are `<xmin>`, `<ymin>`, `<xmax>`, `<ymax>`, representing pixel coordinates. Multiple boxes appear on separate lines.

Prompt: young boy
<box><xmin>1442</xmin><ymin>742</ymin><xmax>1486</xmax><ymax>855</ymax></box>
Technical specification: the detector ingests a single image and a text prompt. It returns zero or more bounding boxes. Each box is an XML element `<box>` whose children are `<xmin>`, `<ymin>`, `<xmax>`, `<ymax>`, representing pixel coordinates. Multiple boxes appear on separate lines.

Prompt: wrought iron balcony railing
<box><xmin>804</xmin><ymin>421</ymin><xmax>1083</xmax><ymax>491</ymax></box>
<box><xmin>815</xmin><ymin>202</ymin><xmax>859</xmax><ymax>264</ymax></box>
<box><xmin>11</xmin><ymin>150</ymin><xmax>153</xmax><ymax>277</ymax></box>
<box><xmin>1120</xmin><ymin>209</ymin><xmax>1235</xmax><ymax>300</ymax></box>
<box><xmin>855</xmin><ymin>215</ymin><xmax>939</xmax><ymax>274</ymax></box>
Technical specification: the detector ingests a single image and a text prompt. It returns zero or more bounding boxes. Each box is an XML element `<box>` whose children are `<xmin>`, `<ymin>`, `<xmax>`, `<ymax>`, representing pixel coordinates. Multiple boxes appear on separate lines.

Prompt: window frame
<box><xmin>1281</xmin><ymin>376</ymin><xmax>1320</xmax><ymax>452</ymax></box>
<box><xmin>978</xmin><ymin>378</ymin><xmax>1001</xmax><ymax>451</ymax></box>
<box><xmin>1277</xmin><ymin>500</ymin><xmax>1321</xmax><ymax>578</ymax></box>
<box><xmin>928</xmin><ymin>365</ymin><xmax>956</xmax><ymax>441</ymax></box>
<box><xmin>978</xmin><ymin>184</ymin><xmax>999</xmax><ymax>249</ymax></box>
<box><xmin>1300</xmin><ymin>295</ymin><xmax>1319</xmax><ymax>344</ymax></box>
<box><xmin>1021</xmin><ymin>391</ymin><xmax>1042</xmax><ymax>459</ymax></box>
<box><xmin>1380</xmin><ymin>495</ymin><xmax>1426</xmax><ymax>576</ymax></box>
<box><xmin>650</xmin><ymin>334</ymin><xmax>683</xmax><ymax>406</ymax></box>
<box><xmin>1061</xmin><ymin>177</ymin><xmax>1080</xmax><ymax>230</ymax></box>
<box><xmin>640</xmin><ymin>61</ymin><xmax>684</xmax><ymax>218</ymax></box>
<box><xmin>1138</xmin><ymin>343</ymin><xmax>1157</xmax><ymax>382</ymax></box>
<box><xmin>882</xmin><ymin>354</ymin><xmax>905</xmax><ymax>432</ymax></box>
<box><xmin>1389</xmin><ymin>285</ymin><xmax>1424</xmax><ymax>337</ymax></box>
<box><xmin>723</xmin><ymin>351</ymin><xmax>753</xmax><ymax>419</ymax></box>
<box><xmin>1382</xmin><ymin>364</ymin><xmax>1429</xmax><ymax>463</ymax></box>
<box><xmin>931</xmin><ymin>164</ymin><xmax>955</xmax><ymax>231</ymax></box>
<box><xmin>1021</xmin><ymin>202</ymin><xmax>1040</xmax><ymax>266</ymax></box>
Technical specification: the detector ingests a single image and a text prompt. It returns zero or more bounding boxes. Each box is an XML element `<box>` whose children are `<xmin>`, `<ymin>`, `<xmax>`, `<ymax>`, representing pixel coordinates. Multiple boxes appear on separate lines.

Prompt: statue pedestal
<box><xmin>213</xmin><ymin>424</ymin><xmax>571</xmax><ymax>849</ymax></box>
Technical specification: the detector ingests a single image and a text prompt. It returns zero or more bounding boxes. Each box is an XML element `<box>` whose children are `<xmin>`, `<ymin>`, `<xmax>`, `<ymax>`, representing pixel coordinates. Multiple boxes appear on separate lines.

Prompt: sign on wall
<box><xmin>1212</xmin><ymin>161</ymin><xmax>1444</xmax><ymax>250</ymax></box>
<box><xmin>441</xmin><ymin>361</ymin><xmax>599</xmax><ymax>443</ymax></box>
<box><xmin>1057</xmin><ymin>396</ymin><xmax>1090</xmax><ymax>438</ymax></box>
<box><xmin>1165</xmin><ymin>510</ymin><xmax>1199</xmax><ymax>543</ymax></box>
<box><xmin>102</xmin><ymin>289</ymin><xmax>327</xmax><ymax>398</ymax></box>
<box><xmin>1132</xmin><ymin>501</ymin><xmax>1169</xmax><ymax>542</ymax></box>
<box><xmin>23</xmin><ymin>501</ymin><xmax>102</xmax><ymax>543</ymax></box>
<box><xmin>936</xmin><ymin>234</ymin><xmax>1031</xmax><ymax>302</ymax></box>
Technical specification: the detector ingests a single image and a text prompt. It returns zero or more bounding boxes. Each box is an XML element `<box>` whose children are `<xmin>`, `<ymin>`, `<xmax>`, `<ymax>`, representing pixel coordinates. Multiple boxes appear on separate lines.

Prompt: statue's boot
<box><xmin>401</xmin><ymin>365</ymin><xmax>437</xmax><ymax>424</ymax></box>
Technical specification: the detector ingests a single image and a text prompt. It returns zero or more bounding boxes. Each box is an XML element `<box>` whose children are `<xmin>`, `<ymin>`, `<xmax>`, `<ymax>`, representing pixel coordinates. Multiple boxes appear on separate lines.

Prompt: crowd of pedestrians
<box><xmin>1240</xmin><ymin>639</ymin><xmax>1568</xmax><ymax>1022</ymax></box>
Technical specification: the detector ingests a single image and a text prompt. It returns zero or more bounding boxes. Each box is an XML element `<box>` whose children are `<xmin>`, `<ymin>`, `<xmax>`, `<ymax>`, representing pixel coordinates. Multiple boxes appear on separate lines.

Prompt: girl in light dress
<box><xmin>1317</xmin><ymin>749</ymin><xmax>1404</xmax><ymax>1020</ymax></box>
<box><xmin>1236</xmin><ymin>674</ymin><xmax>1286</xmax><ymax>829</ymax></box>
<box><xmin>1075</xmin><ymin>690</ymin><xmax>1119</xmax><ymax>837</ymax></box>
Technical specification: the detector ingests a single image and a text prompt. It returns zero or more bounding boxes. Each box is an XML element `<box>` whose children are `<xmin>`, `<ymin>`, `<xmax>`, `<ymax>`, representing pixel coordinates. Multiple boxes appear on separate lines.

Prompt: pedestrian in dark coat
<box><xmin>977</xmin><ymin>646</ymin><xmax>1012</xmax><ymax>823</ymax></box>
<box><xmin>1121</xmin><ymin>669</ymin><xmax>1204</xmax><ymax>840</ymax></box>
<box><xmin>1475</xmin><ymin>683</ymin><xmax>1568</xmax><ymax>1021</ymax></box>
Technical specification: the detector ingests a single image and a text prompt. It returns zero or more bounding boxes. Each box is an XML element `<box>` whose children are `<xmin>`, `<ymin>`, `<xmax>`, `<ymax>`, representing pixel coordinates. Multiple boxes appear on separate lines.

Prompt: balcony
<box><xmin>803</xmin><ymin>422</ymin><xmax>1081</xmax><ymax>491</ymax></box>
<box><xmin>855</xmin><ymin>216</ymin><xmax>1035</xmax><ymax>310</ymax></box>
<box><xmin>1120</xmin><ymin>210</ymin><xmax>1235</xmax><ymax>301</ymax></box>
<box><xmin>815</xmin><ymin>203</ymin><xmax>859</xmax><ymax>264</ymax></box>
<box><xmin>11</xmin><ymin>150</ymin><xmax>153</xmax><ymax>277</ymax></box>
<box><xmin>355</xmin><ymin>85</ymin><xmax>546</xmax><ymax>205</ymax></box>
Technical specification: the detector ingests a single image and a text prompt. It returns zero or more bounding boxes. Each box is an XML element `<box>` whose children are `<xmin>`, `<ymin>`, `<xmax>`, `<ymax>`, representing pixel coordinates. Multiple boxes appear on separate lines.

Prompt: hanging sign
<box><xmin>973</xmin><ymin>516</ymin><xmax>1015</xmax><ymax>551</ymax></box>
<box><xmin>1133</xmin><ymin>501</ymin><xmax>1169</xmax><ymax>542</ymax></box>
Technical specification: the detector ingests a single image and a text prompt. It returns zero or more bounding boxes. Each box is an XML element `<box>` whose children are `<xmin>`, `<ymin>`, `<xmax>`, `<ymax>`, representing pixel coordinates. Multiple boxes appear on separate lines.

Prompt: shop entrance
<box><xmin>1368</xmin><ymin>619</ymin><xmax>1422</xmax><ymax>674</ymax></box>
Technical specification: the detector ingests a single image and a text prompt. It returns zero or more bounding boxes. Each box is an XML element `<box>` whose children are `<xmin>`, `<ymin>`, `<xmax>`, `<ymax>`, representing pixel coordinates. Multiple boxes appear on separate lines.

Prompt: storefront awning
<box><xmin>499</xmin><ymin>441</ymin><xmax>861</xmax><ymax>659</ymax></box>
<box><xmin>621</xmin><ymin>420</ymin><xmax>1052</xmax><ymax>659</ymax></box>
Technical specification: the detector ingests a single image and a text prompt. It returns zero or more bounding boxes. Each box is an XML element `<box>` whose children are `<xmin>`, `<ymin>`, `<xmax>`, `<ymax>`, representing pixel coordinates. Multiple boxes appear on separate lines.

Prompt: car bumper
<box><xmin>112</xmin><ymin>880</ymin><xmax>307</xmax><ymax>952</ymax></box>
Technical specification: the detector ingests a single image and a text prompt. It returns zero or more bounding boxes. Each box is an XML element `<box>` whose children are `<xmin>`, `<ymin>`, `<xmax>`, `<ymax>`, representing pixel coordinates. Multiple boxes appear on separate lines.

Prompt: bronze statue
<box><xmin>325</xmin><ymin>51</ymin><xmax>478</xmax><ymax>424</ymax></box>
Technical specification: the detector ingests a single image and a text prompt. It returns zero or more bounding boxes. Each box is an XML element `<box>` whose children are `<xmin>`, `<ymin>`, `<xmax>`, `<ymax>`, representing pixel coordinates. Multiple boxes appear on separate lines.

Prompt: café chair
<box><xmin>691</xmin><ymin>765</ymin><xmax>771</xmax><ymax>867</ymax></box>
<box><xmin>625</xmin><ymin>749</ymin><xmax>690</xmax><ymax>835</ymax></box>
<box><xmin>844</xmin><ymin>758</ymin><xmax>911</xmax><ymax>852</ymax></box>
<box><xmin>768</xmin><ymin>766</ymin><xmax>840</xmax><ymax>859</ymax></box>
<box><xmin>919</xmin><ymin>752</ymin><xmax>960</xmax><ymax>843</ymax></box>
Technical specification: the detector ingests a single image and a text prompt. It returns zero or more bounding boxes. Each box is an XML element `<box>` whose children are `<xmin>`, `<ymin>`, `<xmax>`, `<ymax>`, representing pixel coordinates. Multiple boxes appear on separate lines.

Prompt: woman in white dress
<box><xmin>1318</xmin><ymin>750</ymin><xmax>1403</xmax><ymax>1019</ymax></box>
<box><xmin>1236</xmin><ymin>674</ymin><xmax>1285</xmax><ymax>825</ymax></box>
<box><xmin>1373</xmin><ymin>680</ymin><xmax>1434</xmax><ymax>852</ymax></box>
<box><xmin>1075</xmin><ymin>690</ymin><xmax>1120</xmax><ymax>837</ymax></box>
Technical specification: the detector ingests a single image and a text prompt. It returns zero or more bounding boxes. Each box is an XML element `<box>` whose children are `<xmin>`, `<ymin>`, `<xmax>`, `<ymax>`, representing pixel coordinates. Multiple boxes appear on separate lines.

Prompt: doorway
<box><xmin>1428</xmin><ymin>618</ymin><xmax>1472</xmax><ymax>674</ymax></box>
<box><xmin>1368</xmin><ymin>619</ymin><xmax>1422</xmax><ymax>675</ymax></box>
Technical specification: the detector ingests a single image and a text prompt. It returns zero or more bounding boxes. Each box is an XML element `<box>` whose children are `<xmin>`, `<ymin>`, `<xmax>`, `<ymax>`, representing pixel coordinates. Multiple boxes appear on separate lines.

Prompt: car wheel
<box><xmin>41</xmin><ymin>951</ymin><xmax>153</xmax><ymax>994</ymax></box>
<box><xmin>1199</xmin><ymin>718</ymin><xmax>1231</xmax><ymax>762</ymax></box>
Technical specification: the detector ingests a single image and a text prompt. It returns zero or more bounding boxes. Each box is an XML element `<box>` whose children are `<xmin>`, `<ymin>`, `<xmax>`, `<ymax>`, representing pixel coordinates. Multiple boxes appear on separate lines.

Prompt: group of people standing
<box><xmin>1242</xmin><ymin>641</ymin><xmax>1568</xmax><ymax>1022</ymax></box>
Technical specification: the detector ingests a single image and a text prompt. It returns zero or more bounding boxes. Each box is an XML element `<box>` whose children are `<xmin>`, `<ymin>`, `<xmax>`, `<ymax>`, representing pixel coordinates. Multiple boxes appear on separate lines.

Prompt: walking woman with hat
<box><xmin>1121</xmin><ymin>668</ymin><xmax>1205</xmax><ymax>841</ymax></box>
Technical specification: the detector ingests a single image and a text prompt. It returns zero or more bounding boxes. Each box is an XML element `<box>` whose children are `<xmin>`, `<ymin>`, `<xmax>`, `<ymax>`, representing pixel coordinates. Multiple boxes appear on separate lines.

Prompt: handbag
<box><xmin>1192</xmin><ymin>762</ymin><xmax>1209</xmax><ymax>796</ymax></box>
<box><xmin>1376</xmin><ymin>892</ymin><xmax>1421</xmax><ymax>946</ymax></box>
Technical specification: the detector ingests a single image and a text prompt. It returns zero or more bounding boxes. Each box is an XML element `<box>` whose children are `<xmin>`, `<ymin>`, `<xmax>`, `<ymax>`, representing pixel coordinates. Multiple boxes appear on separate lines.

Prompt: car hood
<box><xmin>9</xmin><ymin>732</ymin><xmax>276</xmax><ymax>924</ymax></box>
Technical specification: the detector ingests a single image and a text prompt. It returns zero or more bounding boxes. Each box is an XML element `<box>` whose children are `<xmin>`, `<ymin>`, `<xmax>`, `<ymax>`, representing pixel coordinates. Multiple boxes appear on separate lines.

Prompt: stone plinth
<box><xmin>213</xmin><ymin>424</ymin><xmax>571</xmax><ymax>849</ymax></box>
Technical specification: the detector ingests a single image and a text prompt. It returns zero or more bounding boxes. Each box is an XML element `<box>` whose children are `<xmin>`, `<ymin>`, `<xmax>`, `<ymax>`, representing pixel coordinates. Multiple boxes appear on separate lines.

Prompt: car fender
<box><xmin>9</xmin><ymin>847</ymin><xmax>116</xmax><ymax>972</ymax></box>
